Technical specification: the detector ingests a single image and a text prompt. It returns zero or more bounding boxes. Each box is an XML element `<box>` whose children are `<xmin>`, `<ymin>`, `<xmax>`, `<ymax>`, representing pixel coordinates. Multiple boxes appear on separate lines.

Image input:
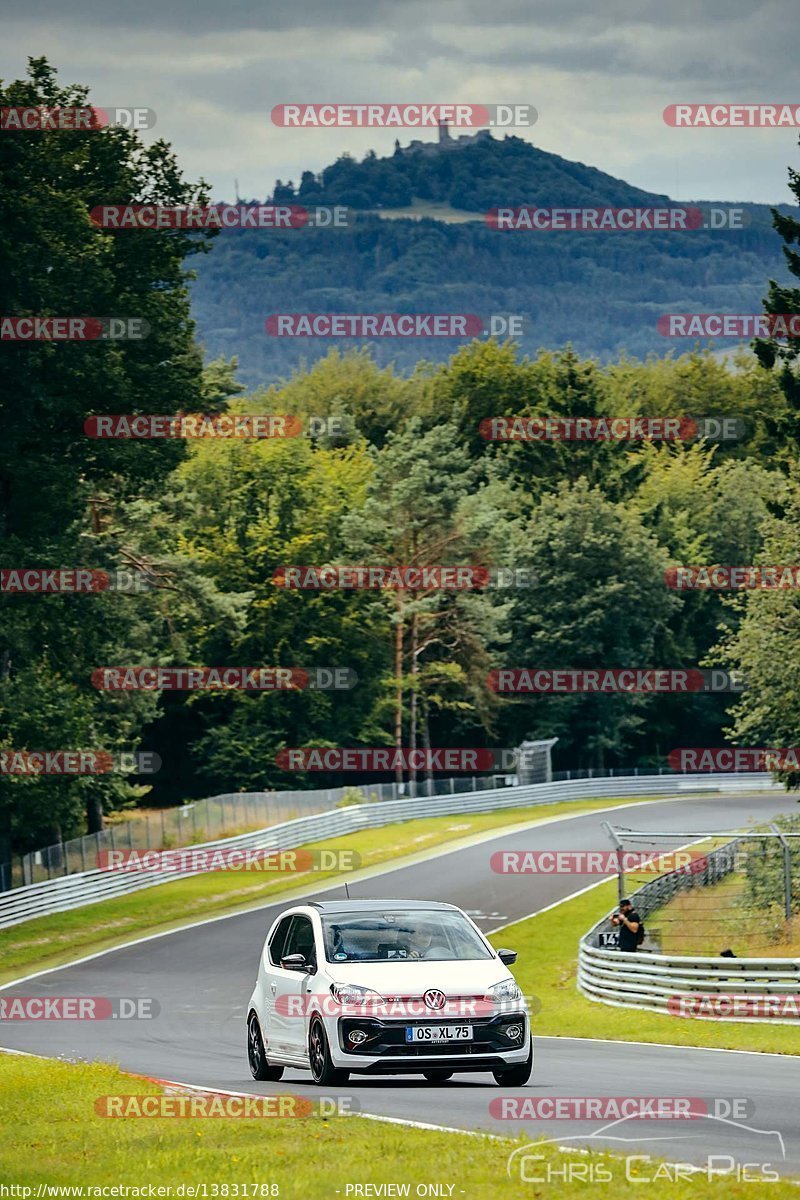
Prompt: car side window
<box><xmin>282</xmin><ymin>915</ymin><xmax>316</xmax><ymax>968</ymax></box>
<box><xmin>268</xmin><ymin>915</ymin><xmax>294</xmax><ymax>966</ymax></box>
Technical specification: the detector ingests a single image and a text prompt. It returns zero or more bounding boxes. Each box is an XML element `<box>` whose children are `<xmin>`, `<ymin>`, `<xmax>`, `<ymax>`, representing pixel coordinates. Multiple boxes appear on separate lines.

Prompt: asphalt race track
<box><xmin>3</xmin><ymin>792</ymin><xmax>800</xmax><ymax>1178</ymax></box>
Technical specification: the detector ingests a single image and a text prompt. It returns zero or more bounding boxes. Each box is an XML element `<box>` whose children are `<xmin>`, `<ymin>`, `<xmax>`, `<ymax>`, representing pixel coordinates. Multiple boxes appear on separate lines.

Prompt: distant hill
<box><xmin>269</xmin><ymin>131</ymin><xmax>672</xmax><ymax>211</ymax></box>
<box><xmin>190</xmin><ymin>133</ymin><xmax>795</xmax><ymax>386</ymax></box>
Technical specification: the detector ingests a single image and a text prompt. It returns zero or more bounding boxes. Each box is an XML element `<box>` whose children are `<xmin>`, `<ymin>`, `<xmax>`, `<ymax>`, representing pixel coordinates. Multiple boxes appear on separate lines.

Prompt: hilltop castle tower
<box><xmin>401</xmin><ymin>122</ymin><xmax>492</xmax><ymax>157</ymax></box>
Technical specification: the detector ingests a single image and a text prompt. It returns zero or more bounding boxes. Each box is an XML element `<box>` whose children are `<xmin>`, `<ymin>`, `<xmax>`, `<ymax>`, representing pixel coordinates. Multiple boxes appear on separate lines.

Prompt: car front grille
<box><xmin>337</xmin><ymin>1012</ymin><xmax>527</xmax><ymax>1057</ymax></box>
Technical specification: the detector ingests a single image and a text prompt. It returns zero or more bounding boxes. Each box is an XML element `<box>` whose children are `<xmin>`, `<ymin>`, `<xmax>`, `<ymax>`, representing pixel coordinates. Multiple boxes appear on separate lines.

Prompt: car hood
<box><xmin>324</xmin><ymin>957</ymin><xmax>516</xmax><ymax>997</ymax></box>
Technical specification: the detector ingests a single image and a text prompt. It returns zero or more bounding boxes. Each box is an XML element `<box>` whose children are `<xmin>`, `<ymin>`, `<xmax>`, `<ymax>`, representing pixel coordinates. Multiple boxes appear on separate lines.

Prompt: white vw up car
<box><xmin>247</xmin><ymin>899</ymin><xmax>533</xmax><ymax>1085</ymax></box>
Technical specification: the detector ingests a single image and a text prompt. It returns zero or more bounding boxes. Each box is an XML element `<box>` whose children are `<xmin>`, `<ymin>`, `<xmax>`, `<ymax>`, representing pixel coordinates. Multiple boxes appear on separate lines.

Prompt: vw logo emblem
<box><xmin>423</xmin><ymin>989</ymin><xmax>446</xmax><ymax>1010</ymax></box>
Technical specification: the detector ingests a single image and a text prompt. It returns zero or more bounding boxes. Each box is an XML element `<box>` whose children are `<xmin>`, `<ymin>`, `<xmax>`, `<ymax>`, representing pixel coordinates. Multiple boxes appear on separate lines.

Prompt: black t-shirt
<box><xmin>618</xmin><ymin>909</ymin><xmax>641</xmax><ymax>951</ymax></box>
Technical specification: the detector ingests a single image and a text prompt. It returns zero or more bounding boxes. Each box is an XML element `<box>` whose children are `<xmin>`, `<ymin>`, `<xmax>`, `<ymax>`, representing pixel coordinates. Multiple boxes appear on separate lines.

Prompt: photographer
<box><xmin>609</xmin><ymin>897</ymin><xmax>641</xmax><ymax>952</ymax></box>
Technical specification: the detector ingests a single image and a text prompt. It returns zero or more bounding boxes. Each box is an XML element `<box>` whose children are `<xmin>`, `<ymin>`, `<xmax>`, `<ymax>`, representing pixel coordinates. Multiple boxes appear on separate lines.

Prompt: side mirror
<box><xmin>281</xmin><ymin>953</ymin><xmax>310</xmax><ymax>972</ymax></box>
<box><xmin>497</xmin><ymin>948</ymin><xmax>517</xmax><ymax>965</ymax></box>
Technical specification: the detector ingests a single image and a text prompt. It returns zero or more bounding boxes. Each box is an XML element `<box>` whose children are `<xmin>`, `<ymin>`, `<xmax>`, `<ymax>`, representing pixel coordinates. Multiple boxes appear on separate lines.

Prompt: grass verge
<box><xmin>0</xmin><ymin>1054</ymin><xmax>791</xmax><ymax>1197</ymax></box>
<box><xmin>0</xmin><ymin>794</ymin><xmax>654</xmax><ymax>984</ymax></box>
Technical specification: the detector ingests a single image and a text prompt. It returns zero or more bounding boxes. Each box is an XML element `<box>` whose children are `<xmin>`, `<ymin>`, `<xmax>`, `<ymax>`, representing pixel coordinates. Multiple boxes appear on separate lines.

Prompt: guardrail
<box><xmin>0</xmin><ymin>771</ymin><xmax>779</xmax><ymax>931</ymax></box>
<box><xmin>578</xmin><ymin>835</ymin><xmax>800</xmax><ymax>1022</ymax></box>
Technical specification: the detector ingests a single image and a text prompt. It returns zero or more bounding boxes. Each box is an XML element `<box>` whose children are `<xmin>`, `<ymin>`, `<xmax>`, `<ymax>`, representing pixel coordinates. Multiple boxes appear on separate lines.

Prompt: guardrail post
<box><xmin>602</xmin><ymin>821</ymin><xmax>625</xmax><ymax>904</ymax></box>
<box><xmin>771</xmin><ymin>824</ymin><xmax>793</xmax><ymax>922</ymax></box>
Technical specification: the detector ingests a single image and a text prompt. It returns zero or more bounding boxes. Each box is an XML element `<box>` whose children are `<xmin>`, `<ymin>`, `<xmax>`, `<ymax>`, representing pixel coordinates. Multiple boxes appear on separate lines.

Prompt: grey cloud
<box><xmin>2</xmin><ymin>0</ymin><xmax>800</xmax><ymax>203</ymax></box>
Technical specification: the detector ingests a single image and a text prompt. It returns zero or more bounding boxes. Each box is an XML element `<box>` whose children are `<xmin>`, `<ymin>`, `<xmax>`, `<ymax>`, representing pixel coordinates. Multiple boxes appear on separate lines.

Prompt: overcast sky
<box><xmin>3</xmin><ymin>0</ymin><xmax>800</xmax><ymax>204</ymax></box>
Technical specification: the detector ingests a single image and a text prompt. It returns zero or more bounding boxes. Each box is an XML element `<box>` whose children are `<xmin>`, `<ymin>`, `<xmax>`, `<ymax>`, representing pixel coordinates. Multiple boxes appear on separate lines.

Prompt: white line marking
<box><xmin>133</xmin><ymin>1072</ymin><xmax>508</xmax><ymax>1139</ymax></box>
<box><xmin>533</xmin><ymin>1034</ymin><xmax>800</xmax><ymax>1060</ymax></box>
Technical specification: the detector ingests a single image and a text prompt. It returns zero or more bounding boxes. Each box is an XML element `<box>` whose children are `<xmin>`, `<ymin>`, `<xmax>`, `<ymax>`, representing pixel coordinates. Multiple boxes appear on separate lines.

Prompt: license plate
<box><xmin>405</xmin><ymin>1025</ymin><xmax>473</xmax><ymax>1043</ymax></box>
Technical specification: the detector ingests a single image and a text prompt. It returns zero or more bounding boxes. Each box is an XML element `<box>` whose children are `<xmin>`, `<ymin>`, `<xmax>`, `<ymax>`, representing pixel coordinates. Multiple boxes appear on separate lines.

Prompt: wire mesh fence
<box><xmin>599</xmin><ymin>816</ymin><xmax>800</xmax><ymax>955</ymax></box>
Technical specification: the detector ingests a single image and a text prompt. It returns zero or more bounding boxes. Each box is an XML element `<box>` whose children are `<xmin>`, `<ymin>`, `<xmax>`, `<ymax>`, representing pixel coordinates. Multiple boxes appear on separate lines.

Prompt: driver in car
<box><xmin>407</xmin><ymin>924</ymin><xmax>435</xmax><ymax>959</ymax></box>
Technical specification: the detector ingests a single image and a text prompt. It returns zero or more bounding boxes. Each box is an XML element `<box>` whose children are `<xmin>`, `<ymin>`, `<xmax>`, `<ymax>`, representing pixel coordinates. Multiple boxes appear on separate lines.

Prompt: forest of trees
<box><xmin>3</xmin><ymin>60</ymin><xmax>800</xmax><ymax>868</ymax></box>
<box><xmin>271</xmin><ymin>132</ymin><xmax>668</xmax><ymax>211</ymax></box>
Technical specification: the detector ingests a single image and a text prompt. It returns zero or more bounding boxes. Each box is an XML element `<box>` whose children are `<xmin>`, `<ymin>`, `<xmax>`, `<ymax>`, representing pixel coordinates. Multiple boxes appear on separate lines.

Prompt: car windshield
<box><xmin>321</xmin><ymin>910</ymin><xmax>493</xmax><ymax>963</ymax></box>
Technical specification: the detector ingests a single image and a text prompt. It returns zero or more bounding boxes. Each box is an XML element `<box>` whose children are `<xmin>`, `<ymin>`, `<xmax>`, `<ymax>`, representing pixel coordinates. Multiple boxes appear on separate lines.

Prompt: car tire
<box><xmin>422</xmin><ymin>1070</ymin><xmax>453</xmax><ymax>1082</ymax></box>
<box><xmin>492</xmin><ymin>1037</ymin><xmax>533</xmax><ymax>1087</ymax></box>
<box><xmin>308</xmin><ymin>1017</ymin><xmax>350</xmax><ymax>1086</ymax></box>
<box><xmin>247</xmin><ymin>1012</ymin><xmax>285</xmax><ymax>1081</ymax></box>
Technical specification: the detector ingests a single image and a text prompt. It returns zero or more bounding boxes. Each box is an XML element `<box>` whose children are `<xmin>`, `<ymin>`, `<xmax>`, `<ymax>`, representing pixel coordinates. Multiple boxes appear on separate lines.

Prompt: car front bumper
<box><xmin>330</xmin><ymin>1011</ymin><xmax>530</xmax><ymax>1071</ymax></box>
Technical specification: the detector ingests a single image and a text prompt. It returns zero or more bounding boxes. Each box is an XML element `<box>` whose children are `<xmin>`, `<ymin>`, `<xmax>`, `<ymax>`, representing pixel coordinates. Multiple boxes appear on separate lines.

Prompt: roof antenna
<box><xmin>344</xmin><ymin>880</ymin><xmax>350</xmax><ymax>899</ymax></box>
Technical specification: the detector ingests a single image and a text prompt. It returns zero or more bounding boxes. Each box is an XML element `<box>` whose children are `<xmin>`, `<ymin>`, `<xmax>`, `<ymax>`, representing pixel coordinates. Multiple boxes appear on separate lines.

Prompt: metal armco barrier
<box><xmin>0</xmin><ymin>772</ymin><xmax>779</xmax><ymax>930</ymax></box>
<box><xmin>578</xmin><ymin>834</ymin><xmax>800</xmax><ymax>1023</ymax></box>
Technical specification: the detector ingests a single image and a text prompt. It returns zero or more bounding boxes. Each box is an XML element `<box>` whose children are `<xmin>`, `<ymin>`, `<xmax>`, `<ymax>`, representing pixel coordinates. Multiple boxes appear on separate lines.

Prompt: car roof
<box><xmin>307</xmin><ymin>900</ymin><xmax>459</xmax><ymax>914</ymax></box>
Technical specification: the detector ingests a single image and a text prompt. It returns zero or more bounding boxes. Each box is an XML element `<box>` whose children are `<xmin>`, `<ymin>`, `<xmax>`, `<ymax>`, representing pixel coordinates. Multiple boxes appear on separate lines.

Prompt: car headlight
<box><xmin>331</xmin><ymin>983</ymin><xmax>384</xmax><ymax>1007</ymax></box>
<box><xmin>487</xmin><ymin>979</ymin><xmax>523</xmax><ymax>1003</ymax></box>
